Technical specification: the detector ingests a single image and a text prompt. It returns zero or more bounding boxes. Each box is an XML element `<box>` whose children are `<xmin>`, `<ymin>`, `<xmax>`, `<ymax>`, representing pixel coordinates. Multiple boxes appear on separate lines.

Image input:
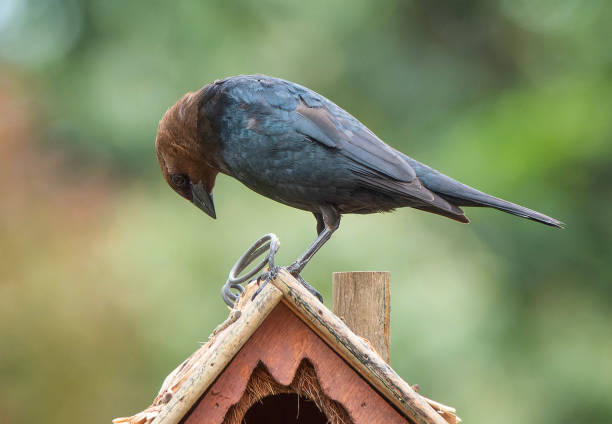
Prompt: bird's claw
<box><xmin>294</xmin><ymin>273</ymin><xmax>324</xmax><ymax>303</ymax></box>
<box><xmin>284</xmin><ymin>263</ymin><xmax>323</xmax><ymax>302</ymax></box>
<box><xmin>251</xmin><ymin>266</ymin><xmax>280</xmax><ymax>301</ymax></box>
<box><xmin>253</xmin><ymin>263</ymin><xmax>323</xmax><ymax>303</ymax></box>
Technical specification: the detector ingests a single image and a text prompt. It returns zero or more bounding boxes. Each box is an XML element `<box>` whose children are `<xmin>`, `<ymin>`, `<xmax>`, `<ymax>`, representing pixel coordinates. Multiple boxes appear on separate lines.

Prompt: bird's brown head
<box><xmin>156</xmin><ymin>91</ymin><xmax>219</xmax><ymax>219</ymax></box>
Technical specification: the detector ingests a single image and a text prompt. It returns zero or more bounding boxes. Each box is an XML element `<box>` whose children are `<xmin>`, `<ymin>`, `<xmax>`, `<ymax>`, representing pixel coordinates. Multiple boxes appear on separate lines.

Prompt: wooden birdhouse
<box><xmin>114</xmin><ymin>270</ymin><xmax>460</xmax><ymax>424</ymax></box>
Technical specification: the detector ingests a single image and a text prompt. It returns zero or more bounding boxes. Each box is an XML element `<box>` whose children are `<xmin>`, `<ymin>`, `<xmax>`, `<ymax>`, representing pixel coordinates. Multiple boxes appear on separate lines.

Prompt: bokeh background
<box><xmin>1</xmin><ymin>1</ymin><xmax>611</xmax><ymax>423</ymax></box>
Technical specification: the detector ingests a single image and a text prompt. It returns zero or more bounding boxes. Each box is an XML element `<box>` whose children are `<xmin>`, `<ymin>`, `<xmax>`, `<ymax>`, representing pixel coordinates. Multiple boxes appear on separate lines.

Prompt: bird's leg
<box><xmin>315</xmin><ymin>211</ymin><xmax>325</xmax><ymax>236</ymax></box>
<box><xmin>287</xmin><ymin>206</ymin><xmax>340</xmax><ymax>275</ymax></box>
<box><xmin>285</xmin><ymin>206</ymin><xmax>340</xmax><ymax>302</ymax></box>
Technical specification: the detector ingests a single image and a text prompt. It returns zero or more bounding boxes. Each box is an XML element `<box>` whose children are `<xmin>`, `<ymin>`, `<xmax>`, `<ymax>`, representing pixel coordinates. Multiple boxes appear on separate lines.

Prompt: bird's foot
<box><xmin>296</xmin><ymin>274</ymin><xmax>324</xmax><ymax>303</ymax></box>
<box><xmin>284</xmin><ymin>263</ymin><xmax>323</xmax><ymax>302</ymax></box>
<box><xmin>284</xmin><ymin>262</ymin><xmax>303</xmax><ymax>276</ymax></box>
<box><xmin>251</xmin><ymin>266</ymin><xmax>280</xmax><ymax>301</ymax></box>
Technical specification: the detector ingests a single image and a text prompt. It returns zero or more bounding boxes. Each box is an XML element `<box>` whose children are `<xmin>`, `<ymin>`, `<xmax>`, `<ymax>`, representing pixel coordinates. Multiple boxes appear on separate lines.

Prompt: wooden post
<box><xmin>332</xmin><ymin>271</ymin><xmax>390</xmax><ymax>363</ymax></box>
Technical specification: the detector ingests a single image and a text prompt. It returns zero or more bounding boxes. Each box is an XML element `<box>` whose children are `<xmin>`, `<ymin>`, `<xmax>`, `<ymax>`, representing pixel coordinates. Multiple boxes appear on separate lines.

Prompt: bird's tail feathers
<box><xmin>401</xmin><ymin>155</ymin><xmax>564</xmax><ymax>228</ymax></box>
<box><xmin>441</xmin><ymin>191</ymin><xmax>564</xmax><ymax>228</ymax></box>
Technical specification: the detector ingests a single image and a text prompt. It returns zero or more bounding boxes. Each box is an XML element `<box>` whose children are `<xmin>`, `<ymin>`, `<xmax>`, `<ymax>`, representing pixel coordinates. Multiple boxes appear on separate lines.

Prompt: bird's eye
<box><xmin>170</xmin><ymin>174</ymin><xmax>189</xmax><ymax>188</ymax></box>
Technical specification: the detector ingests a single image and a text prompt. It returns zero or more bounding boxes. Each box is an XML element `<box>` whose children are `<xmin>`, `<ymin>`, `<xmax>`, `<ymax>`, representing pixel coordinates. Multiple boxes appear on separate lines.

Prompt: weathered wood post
<box><xmin>332</xmin><ymin>271</ymin><xmax>391</xmax><ymax>363</ymax></box>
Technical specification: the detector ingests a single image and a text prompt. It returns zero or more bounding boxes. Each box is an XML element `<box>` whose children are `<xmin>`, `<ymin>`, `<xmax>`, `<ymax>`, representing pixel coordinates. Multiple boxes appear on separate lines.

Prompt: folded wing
<box><xmin>293</xmin><ymin>100</ymin><xmax>468</xmax><ymax>222</ymax></box>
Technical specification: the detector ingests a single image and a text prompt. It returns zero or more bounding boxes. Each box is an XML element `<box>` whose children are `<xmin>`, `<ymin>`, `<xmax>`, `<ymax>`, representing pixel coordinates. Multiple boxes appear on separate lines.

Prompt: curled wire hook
<box><xmin>221</xmin><ymin>233</ymin><xmax>280</xmax><ymax>307</ymax></box>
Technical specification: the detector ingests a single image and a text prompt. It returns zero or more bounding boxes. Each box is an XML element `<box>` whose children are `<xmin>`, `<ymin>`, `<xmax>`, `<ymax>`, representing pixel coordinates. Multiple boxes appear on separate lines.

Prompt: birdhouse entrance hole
<box><xmin>242</xmin><ymin>393</ymin><xmax>327</xmax><ymax>424</ymax></box>
<box><xmin>221</xmin><ymin>360</ymin><xmax>353</xmax><ymax>424</ymax></box>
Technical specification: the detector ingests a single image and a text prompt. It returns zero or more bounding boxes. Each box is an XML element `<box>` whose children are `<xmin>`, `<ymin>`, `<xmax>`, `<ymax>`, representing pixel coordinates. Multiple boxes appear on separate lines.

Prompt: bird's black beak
<box><xmin>191</xmin><ymin>182</ymin><xmax>216</xmax><ymax>219</ymax></box>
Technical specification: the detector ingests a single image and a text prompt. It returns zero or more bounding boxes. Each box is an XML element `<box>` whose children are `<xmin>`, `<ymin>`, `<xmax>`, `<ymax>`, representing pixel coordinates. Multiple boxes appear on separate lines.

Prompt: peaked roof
<box><xmin>113</xmin><ymin>270</ymin><xmax>460</xmax><ymax>424</ymax></box>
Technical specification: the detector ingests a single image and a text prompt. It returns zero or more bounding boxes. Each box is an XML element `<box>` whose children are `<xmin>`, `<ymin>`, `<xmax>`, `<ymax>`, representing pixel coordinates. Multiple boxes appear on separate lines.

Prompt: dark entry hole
<box><xmin>242</xmin><ymin>393</ymin><xmax>327</xmax><ymax>424</ymax></box>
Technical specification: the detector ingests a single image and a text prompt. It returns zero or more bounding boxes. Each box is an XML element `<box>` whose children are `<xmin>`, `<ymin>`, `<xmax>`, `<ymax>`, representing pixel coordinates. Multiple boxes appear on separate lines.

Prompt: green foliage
<box><xmin>0</xmin><ymin>1</ymin><xmax>610</xmax><ymax>423</ymax></box>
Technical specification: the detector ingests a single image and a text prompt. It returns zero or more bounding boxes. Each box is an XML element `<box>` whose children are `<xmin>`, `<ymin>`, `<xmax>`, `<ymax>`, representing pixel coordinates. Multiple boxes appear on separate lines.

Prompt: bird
<box><xmin>155</xmin><ymin>74</ymin><xmax>563</xmax><ymax>293</ymax></box>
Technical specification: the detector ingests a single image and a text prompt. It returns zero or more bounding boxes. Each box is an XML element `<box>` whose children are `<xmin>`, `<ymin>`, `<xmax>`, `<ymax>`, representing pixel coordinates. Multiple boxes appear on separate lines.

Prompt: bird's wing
<box><xmin>292</xmin><ymin>100</ymin><xmax>466</xmax><ymax>220</ymax></box>
<box><xmin>294</xmin><ymin>101</ymin><xmax>417</xmax><ymax>182</ymax></box>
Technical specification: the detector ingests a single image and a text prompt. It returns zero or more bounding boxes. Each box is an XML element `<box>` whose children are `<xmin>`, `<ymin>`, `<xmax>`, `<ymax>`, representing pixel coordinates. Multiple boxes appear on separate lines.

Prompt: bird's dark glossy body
<box><xmin>155</xmin><ymin>74</ymin><xmax>562</xmax><ymax>287</ymax></box>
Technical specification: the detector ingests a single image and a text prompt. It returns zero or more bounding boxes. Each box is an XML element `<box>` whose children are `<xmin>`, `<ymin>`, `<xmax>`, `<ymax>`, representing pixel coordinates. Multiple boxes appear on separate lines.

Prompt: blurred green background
<box><xmin>1</xmin><ymin>1</ymin><xmax>611</xmax><ymax>423</ymax></box>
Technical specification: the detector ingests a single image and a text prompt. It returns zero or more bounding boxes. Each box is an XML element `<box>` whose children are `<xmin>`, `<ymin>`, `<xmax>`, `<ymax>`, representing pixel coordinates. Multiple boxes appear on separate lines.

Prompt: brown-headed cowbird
<box><xmin>156</xmin><ymin>74</ymin><xmax>562</xmax><ymax>282</ymax></box>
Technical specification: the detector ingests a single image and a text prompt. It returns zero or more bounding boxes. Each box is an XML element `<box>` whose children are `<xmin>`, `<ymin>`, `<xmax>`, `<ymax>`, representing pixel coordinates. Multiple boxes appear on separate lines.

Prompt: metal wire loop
<box><xmin>222</xmin><ymin>233</ymin><xmax>279</xmax><ymax>307</ymax></box>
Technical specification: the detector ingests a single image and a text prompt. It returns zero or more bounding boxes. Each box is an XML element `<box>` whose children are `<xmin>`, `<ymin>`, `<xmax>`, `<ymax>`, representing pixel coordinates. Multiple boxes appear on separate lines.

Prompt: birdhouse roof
<box><xmin>113</xmin><ymin>270</ymin><xmax>459</xmax><ymax>424</ymax></box>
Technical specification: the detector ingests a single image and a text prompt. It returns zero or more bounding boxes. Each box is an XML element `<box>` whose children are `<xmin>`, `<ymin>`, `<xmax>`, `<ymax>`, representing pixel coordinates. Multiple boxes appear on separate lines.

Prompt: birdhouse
<box><xmin>114</xmin><ymin>270</ymin><xmax>459</xmax><ymax>424</ymax></box>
